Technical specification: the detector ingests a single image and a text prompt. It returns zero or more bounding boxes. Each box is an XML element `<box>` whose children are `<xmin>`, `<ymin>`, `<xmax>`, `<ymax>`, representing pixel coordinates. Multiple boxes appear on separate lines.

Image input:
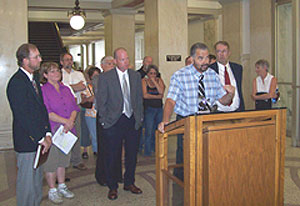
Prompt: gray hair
<box><xmin>100</xmin><ymin>56</ymin><xmax>114</xmax><ymax>64</ymax></box>
<box><xmin>255</xmin><ymin>59</ymin><xmax>270</xmax><ymax>72</ymax></box>
<box><xmin>190</xmin><ymin>42</ymin><xmax>209</xmax><ymax>57</ymax></box>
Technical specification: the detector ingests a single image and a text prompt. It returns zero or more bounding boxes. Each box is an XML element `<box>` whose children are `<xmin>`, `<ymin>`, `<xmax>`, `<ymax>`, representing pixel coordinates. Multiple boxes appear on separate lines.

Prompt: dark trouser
<box><xmin>102</xmin><ymin>114</ymin><xmax>140</xmax><ymax>190</ymax></box>
<box><xmin>173</xmin><ymin>114</ymin><xmax>184</xmax><ymax>181</ymax></box>
<box><xmin>95</xmin><ymin>112</ymin><xmax>122</xmax><ymax>184</ymax></box>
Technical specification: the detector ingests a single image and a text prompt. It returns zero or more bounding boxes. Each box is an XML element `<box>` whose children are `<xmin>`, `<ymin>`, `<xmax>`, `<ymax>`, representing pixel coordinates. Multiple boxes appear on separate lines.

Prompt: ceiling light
<box><xmin>68</xmin><ymin>0</ymin><xmax>86</xmax><ymax>30</ymax></box>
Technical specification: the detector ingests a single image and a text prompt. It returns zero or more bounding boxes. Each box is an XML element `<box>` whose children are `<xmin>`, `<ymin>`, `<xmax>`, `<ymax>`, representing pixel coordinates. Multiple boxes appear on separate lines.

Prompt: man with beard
<box><xmin>7</xmin><ymin>43</ymin><xmax>52</xmax><ymax>206</ymax></box>
<box><xmin>158</xmin><ymin>42</ymin><xmax>234</xmax><ymax>181</ymax></box>
<box><xmin>60</xmin><ymin>52</ymin><xmax>87</xmax><ymax>171</ymax></box>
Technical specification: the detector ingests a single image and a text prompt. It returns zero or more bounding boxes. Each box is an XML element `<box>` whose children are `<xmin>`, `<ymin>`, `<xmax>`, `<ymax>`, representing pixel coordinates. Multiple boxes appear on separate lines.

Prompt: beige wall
<box><xmin>104</xmin><ymin>11</ymin><xmax>135</xmax><ymax>66</ymax></box>
<box><xmin>188</xmin><ymin>19</ymin><xmax>204</xmax><ymax>51</ymax></box>
<box><xmin>0</xmin><ymin>0</ymin><xmax>28</xmax><ymax>148</ymax></box>
<box><xmin>144</xmin><ymin>0</ymin><xmax>188</xmax><ymax>93</ymax></box>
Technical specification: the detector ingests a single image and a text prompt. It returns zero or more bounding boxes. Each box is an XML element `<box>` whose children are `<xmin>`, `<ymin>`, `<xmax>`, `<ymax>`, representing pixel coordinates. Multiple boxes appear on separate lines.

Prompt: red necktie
<box><xmin>224</xmin><ymin>66</ymin><xmax>232</xmax><ymax>105</ymax></box>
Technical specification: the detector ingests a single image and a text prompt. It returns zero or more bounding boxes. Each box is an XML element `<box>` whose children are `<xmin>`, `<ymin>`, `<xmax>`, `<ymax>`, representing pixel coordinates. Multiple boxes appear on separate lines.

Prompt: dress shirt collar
<box><xmin>62</xmin><ymin>68</ymin><xmax>74</xmax><ymax>74</ymax></box>
<box><xmin>20</xmin><ymin>67</ymin><xmax>33</xmax><ymax>81</ymax></box>
<box><xmin>217</xmin><ymin>61</ymin><xmax>230</xmax><ymax>71</ymax></box>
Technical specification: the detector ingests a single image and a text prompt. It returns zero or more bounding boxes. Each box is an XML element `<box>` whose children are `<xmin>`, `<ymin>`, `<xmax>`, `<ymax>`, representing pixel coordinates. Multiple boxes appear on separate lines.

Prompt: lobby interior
<box><xmin>1</xmin><ymin>0</ymin><xmax>300</xmax><ymax>205</ymax></box>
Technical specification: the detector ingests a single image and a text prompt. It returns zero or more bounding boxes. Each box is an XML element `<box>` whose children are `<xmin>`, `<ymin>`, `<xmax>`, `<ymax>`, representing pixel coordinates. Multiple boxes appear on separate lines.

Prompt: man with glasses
<box><xmin>210</xmin><ymin>41</ymin><xmax>245</xmax><ymax>112</ymax></box>
<box><xmin>60</xmin><ymin>52</ymin><xmax>88</xmax><ymax>171</ymax></box>
<box><xmin>7</xmin><ymin>43</ymin><xmax>52</xmax><ymax>206</ymax></box>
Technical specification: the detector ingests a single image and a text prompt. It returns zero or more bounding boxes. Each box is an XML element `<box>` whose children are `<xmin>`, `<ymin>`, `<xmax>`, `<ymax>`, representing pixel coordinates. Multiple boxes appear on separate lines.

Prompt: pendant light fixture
<box><xmin>68</xmin><ymin>0</ymin><xmax>86</xmax><ymax>30</ymax></box>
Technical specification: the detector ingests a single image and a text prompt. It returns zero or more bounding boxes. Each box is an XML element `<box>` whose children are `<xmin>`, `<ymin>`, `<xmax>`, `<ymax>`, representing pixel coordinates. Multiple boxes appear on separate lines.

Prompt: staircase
<box><xmin>28</xmin><ymin>22</ymin><xmax>66</xmax><ymax>64</ymax></box>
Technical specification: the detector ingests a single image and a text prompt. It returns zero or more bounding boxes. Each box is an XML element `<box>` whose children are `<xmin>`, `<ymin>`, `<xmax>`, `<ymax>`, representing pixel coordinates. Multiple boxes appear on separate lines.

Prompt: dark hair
<box><xmin>209</xmin><ymin>54</ymin><xmax>216</xmax><ymax>61</ymax></box>
<box><xmin>16</xmin><ymin>43</ymin><xmax>38</xmax><ymax>67</ymax></box>
<box><xmin>190</xmin><ymin>42</ymin><xmax>208</xmax><ymax>57</ymax></box>
<box><xmin>60</xmin><ymin>52</ymin><xmax>72</xmax><ymax>62</ymax></box>
<box><xmin>146</xmin><ymin>64</ymin><xmax>159</xmax><ymax>74</ymax></box>
<box><xmin>39</xmin><ymin>62</ymin><xmax>61</xmax><ymax>84</ymax></box>
<box><xmin>86</xmin><ymin>66</ymin><xmax>101</xmax><ymax>79</ymax></box>
<box><xmin>214</xmin><ymin>41</ymin><xmax>230</xmax><ymax>50</ymax></box>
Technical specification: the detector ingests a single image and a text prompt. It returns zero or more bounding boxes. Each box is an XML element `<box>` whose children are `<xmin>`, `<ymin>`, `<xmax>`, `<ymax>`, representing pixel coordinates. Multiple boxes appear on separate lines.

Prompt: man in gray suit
<box><xmin>96</xmin><ymin>48</ymin><xmax>143</xmax><ymax>200</ymax></box>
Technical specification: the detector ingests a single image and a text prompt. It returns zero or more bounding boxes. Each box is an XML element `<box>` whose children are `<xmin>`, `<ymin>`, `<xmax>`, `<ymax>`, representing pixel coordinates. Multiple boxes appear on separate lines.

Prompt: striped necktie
<box><xmin>198</xmin><ymin>74</ymin><xmax>206</xmax><ymax>111</ymax></box>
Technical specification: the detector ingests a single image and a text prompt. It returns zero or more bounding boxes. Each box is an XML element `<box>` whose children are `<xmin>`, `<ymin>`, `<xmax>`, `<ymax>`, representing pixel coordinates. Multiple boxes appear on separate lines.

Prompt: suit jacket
<box><xmin>96</xmin><ymin>68</ymin><xmax>143</xmax><ymax>130</ymax></box>
<box><xmin>210</xmin><ymin>62</ymin><xmax>245</xmax><ymax>111</ymax></box>
<box><xmin>6</xmin><ymin>69</ymin><xmax>51</xmax><ymax>152</ymax></box>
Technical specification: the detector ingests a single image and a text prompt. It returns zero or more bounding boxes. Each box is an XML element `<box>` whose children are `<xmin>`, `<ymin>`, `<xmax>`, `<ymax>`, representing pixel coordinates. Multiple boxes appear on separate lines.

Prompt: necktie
<box><xmin>224</xmin><ymin>66</ymin><xmax>232</xmax><ymax>105</ymax></box>
<box><xmin>198</xmin><ymin>74</ymin><xmax>206</xmax><ymax>111</ymax></box>
<box><xmin>224</xmin><ymin>66</ymin><xmax>231</xmax><ymax>85</ymax></box>
<box><xmin>122</xmin><ymin>75</ymin><xmax>132</xmax><ymax>118</ymax></box>
<box><xmin>32</xmin><ymin>79</ymin><xmax>39</xmax><ymax>95</ymax></box>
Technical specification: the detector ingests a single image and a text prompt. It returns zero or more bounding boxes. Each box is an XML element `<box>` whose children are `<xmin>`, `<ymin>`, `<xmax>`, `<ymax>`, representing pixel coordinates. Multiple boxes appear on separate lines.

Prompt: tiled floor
<box><xmin>1</xmin><ymin>137</ymin><xmax>300</xmax><ymax>206</ymax></box>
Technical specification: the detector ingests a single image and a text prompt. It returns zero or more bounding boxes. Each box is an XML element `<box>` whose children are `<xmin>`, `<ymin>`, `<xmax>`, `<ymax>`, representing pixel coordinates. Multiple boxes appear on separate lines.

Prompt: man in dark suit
<box><xmin>6</xmin><ymin>43</ymin><xmax>52</xmax><ymax>206</ymax></box>
<box><xmin>210</xmin><ymin>41</ymin><xmax>245</xmax><ymax>112</ymax></box>
<box><xmin>96</xmin><ymin>48</ymin><xmax>143</xmax><ymax>200</ymax></box>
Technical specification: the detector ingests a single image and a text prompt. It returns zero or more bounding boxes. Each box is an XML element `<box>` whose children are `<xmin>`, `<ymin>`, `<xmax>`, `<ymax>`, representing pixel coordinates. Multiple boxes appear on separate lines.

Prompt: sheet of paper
<box><xmin>52</xmin><ymin>125</ymin><xmax>78</xmax><ymax>155</ymax></box>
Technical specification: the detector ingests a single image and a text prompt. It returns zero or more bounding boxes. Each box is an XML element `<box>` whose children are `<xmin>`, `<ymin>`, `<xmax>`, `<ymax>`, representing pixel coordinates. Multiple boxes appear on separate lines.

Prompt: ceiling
<box><xmin>28</xmin><ymin>0</ymin><xmax>222</xmax><ymax>46</ymax></box>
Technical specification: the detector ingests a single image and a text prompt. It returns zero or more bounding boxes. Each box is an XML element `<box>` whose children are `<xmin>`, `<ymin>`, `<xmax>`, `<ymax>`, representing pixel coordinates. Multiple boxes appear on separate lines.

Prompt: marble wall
<box><xmin>276</xmin><ymin>3</ymin><xmax>292</xmax><ymax>135</ymax></box>
<box><xmin>0</xmin><ymin>0</ymin><xmax>28</xmax><ymax>149</ymax></box>
<box><xmin>144</xmin><ymin>0</ymin><xmax>188</xmax><ymax>95</ymax></box>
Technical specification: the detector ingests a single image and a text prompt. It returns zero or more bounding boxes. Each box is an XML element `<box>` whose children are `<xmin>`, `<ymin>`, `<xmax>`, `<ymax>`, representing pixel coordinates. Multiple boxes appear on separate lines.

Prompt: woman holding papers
<box><xmin>40</xmin><ymin>62</ymin><xmax>80</xmax><ymax>204</ymax></box>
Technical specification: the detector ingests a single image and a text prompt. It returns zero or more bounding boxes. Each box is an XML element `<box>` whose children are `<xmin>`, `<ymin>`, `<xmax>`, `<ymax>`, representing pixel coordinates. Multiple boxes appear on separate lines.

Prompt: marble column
<box><xmin>0</xmin><ymin>0</ymin><xmax>28</xmax><ymax>148</ymax></box>
<box><xmin>144</xmin><ymin>0</ymin><xmax>188</xmax><ymax>91</ymax></box>
<box><xmin>292</xmin><ymin>0</ymin><xmax>300</xmax><ymax>146</ymax></box>
<box><xmin>103</xmin><ymin>9</ymin><xmax>135</xmax><ymax>67</ymax></box>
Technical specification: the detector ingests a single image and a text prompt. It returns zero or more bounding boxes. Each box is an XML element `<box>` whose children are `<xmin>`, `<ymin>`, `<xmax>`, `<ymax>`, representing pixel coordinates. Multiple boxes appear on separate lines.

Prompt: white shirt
<box><xmin>116</xmin><ymin>68</ymin><xmax>131</xmax><ymax>115</ymax></box>
<box><xmin>20</xmin><ymin>67</ymin><xmax>33</xmax><ymax>81</ymax></box>
<box><xmin>215</xmin><ymin>62</ymin><xmax>240</xmax><ymax>111</ymax></box>
<box><xmin>61</xmin><ymin>68</ymin><xmax>86</xmax><ymax>104</ymax></box>
<box><xmin>256</xmin><ymin>73</ymin><xmax>274</xmax><ymax>93</ymax></box>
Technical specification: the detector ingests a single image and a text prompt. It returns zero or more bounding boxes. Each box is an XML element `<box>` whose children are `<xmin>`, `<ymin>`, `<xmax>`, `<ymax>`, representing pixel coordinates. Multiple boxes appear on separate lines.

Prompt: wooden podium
<box><xmin>156</xmin><ymin>109</ymin><xmax>286</xmax><ymax>206</ymax></box>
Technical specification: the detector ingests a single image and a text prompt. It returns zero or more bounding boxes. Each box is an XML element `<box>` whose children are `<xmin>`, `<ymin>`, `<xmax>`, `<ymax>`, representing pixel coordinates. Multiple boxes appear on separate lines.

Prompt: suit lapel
<box><xmin>128</xmin><ymin>69</ymin><xmax>135</xmax><ymax>104</ymax></box>
<box><xmin>229</xmin><ymin>62</ymin><xmax>238</xmax><ymax>80</ymax></box>
<box><xmin>19</xmin><ymin>69</ymin><xmax>43</xmax><ymax>105</ymax></box>
<box><xmin>113</xmin><ymin>68</ymin><xmax>123</xmax><ymax>102</ymax></box>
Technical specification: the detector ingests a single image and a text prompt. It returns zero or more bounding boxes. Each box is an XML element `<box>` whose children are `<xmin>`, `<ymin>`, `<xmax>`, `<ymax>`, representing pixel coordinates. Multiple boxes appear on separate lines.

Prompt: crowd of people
<box><xmin>6</xmin><ymin>41</ymin><xmax>279</xmax><ymax>206</ymax></box>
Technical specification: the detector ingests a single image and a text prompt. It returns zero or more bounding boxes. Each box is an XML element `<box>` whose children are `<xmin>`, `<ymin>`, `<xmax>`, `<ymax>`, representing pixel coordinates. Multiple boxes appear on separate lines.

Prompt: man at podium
<box><xmin>158</xmin><ymin>42</ymin><xmax>234</xmax><ymax>181</ymax></box>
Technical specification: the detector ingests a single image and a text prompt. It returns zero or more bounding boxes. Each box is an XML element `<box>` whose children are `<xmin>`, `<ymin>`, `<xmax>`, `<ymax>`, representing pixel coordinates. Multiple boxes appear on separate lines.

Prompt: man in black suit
<box><xmin>97</xmin><ymin>48</ymin><xmax>143</xmax><ymax>200</ymax></box>
<box><xmin>6</xmin><ymin>43</ymin><xmax>52</xmax><ymax>206</ymax></box>
<box><xmin>210</xmin><ymin>41</ymin><xmax>245</xmax><ymax>111</ymax></box>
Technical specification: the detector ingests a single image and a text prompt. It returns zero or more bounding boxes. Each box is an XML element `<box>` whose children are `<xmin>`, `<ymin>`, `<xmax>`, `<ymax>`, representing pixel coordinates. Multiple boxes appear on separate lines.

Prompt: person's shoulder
<box><xmin>206</xmin><ymin>67</ymin><xmax>218</xmax><ymax>75</ymax></box>
<box><xmin>229</xmin><ymin>62</ymin><xmax>242</xmax><ymax>69</ymax></box>
<box><xmin>209</xmin><ymin>62</ymin><xmax>218</xmax><ymax>70</ymax></box>
<box><xmin>7</xmin><ymin>69</ymin><xmax>25</xmax><ymax>87</ymax></box>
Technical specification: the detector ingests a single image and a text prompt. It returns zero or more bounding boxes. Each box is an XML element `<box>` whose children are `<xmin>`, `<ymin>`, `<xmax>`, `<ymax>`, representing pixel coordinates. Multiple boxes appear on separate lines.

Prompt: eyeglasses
<box><xmin>29</xmin><ymin>54</ymin><xmax>42</xmax><ymax>59</ymax></box>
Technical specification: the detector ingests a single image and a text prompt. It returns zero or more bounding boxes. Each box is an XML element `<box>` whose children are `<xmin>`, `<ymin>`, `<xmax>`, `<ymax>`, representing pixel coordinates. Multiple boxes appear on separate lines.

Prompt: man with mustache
<box><xmin>7</xmin><ymin>43</ymin><xmax>52</xmax><ymax>206</ymax></box>
<box><xmin>158</xmin><ymin>42</ymin><xmax>234</xmax><ymax>181</ymax></box>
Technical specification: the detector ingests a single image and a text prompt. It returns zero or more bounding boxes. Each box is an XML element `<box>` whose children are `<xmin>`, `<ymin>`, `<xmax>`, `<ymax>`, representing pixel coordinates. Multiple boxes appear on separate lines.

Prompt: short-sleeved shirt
<box><xmin>61</xmin><ymin>68</ymin><xmax>86</xmax><ymax>104</ymax></box>
<box><xmin>167</xmin><ymin>64</ymin><xmax>226</xmax><ymax>117</ymax></box>
<box><xmin>41</xmin><ymin>82</ymin><xmax>80</xmax><ymax>134</ymax></box>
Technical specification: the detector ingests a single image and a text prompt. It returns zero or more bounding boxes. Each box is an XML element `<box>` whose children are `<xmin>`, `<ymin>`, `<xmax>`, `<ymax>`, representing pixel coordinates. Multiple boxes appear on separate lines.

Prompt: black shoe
<box><xmin>108</xmin><ymin>189</ymin><xmax>118</xmax><ymax>200</ymax></box>
<box><xmin>82</xmin><ymin>152</ymin><xmax>89</xmax><ymax>159</ymax></box>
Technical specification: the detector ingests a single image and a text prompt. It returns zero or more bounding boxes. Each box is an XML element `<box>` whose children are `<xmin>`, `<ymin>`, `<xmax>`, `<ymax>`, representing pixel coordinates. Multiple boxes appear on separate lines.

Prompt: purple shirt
<box><xmin>41</xmin><ymin>82</ymin><xmax>80</xmax><ymax>134</ymax></box>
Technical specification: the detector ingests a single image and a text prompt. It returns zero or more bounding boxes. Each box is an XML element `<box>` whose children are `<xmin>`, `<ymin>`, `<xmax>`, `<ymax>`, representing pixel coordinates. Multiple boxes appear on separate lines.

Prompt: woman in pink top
<box><xmin>40</xmin><ymin>62</ymin><xmax>79</xmax><ymax>204</ymax></box>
